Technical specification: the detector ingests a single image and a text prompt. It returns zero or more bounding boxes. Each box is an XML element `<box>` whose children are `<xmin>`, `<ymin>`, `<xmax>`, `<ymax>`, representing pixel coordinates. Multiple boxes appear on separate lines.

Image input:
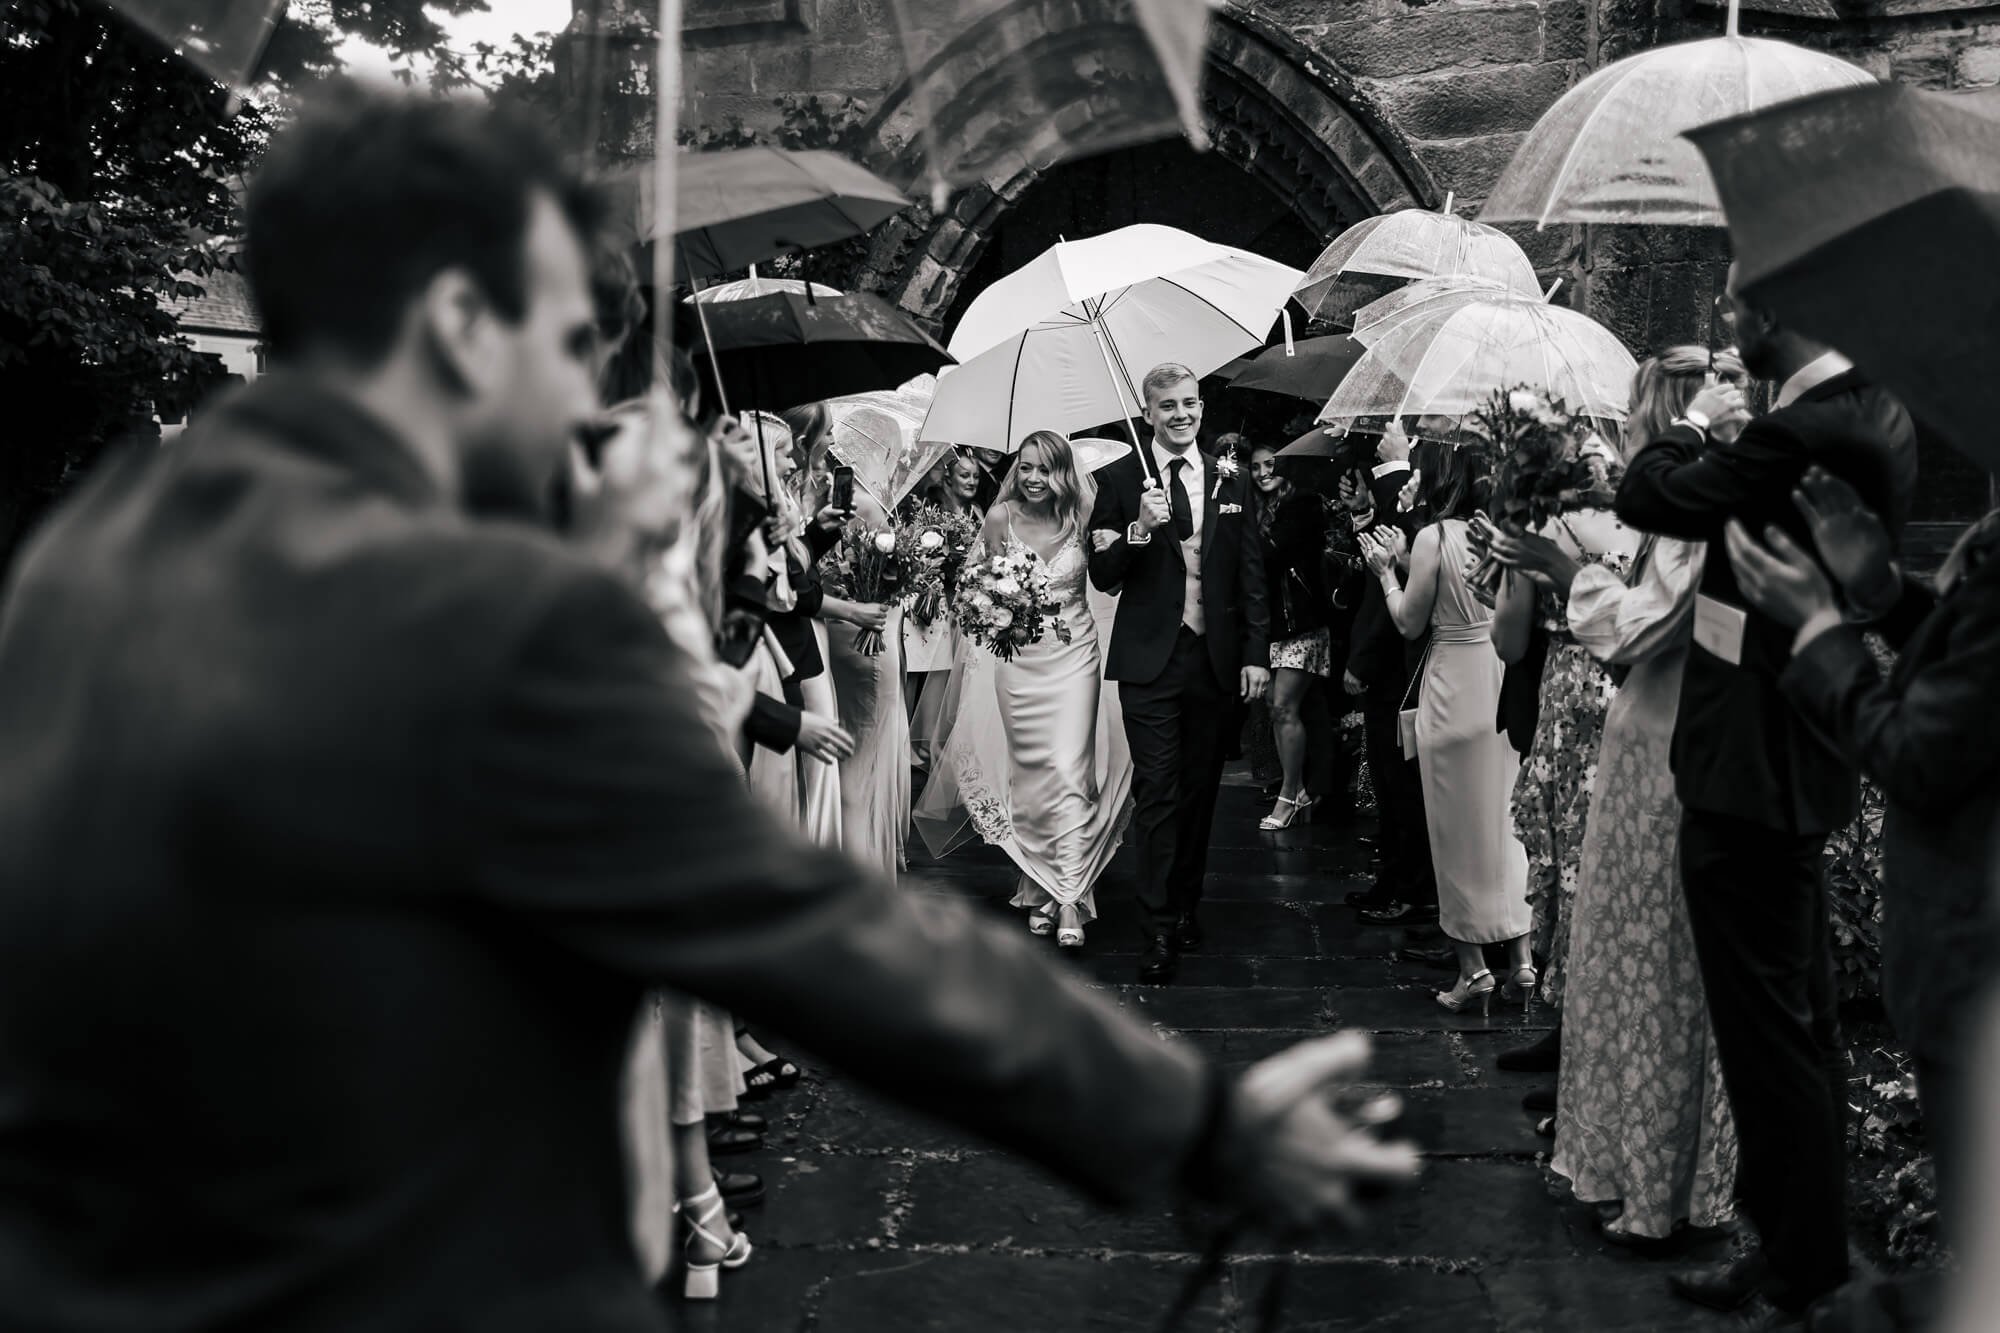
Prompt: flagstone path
<box><xmin>685</xmin><ymin>773</ymin><xmax>1754</xmax><ymax>1332</ymax></box>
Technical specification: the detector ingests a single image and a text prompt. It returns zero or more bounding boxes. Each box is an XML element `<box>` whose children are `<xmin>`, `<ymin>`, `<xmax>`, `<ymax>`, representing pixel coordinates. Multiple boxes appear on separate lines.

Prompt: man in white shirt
<box><xmin>1088</xmin><ymin>364</ymin><xmax>1271</xmax><ymax>984</ymax></box>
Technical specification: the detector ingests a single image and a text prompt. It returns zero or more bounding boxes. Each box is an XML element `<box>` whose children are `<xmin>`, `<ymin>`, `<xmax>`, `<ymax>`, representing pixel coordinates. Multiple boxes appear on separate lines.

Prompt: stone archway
<box><xmin>848</xmin><ymin>4</ymin><xmax>1438</xmax><ymax>332</ymax></box>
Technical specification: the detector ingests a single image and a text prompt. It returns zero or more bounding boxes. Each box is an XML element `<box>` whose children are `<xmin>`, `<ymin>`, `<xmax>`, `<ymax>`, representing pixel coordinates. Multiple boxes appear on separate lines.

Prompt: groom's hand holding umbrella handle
<box><xmin>1135</xmin><ymin>480</ymin><xmax>1173</xmax><ymax>539</ymax></box>
<box><xmin>1208</xmin><ymin>1032</ymin><xmax>1422</xmax><ymax>1233</ymax></box>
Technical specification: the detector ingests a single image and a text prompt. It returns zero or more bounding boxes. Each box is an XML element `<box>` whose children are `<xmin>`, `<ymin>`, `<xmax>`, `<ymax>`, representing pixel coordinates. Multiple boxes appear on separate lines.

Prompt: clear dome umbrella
<box><xmin>1294</xmin><ymin>197</ymin><xmax>1541</xmax><ymax>324</ymax></box>
<box><xmin>1479</xmin><ymin>0</ymin><xmax>1874</xmax><ymax>228</ymax></box>
<box><xmin>1349</xmin><ymin>275</ymin><xmax>1560</xmax><ymax>345</ymax></box>
<box><xmin>1318</xmin><ymin>294</ymin><xmax>1636</xmax><ymax>431</ymax></box>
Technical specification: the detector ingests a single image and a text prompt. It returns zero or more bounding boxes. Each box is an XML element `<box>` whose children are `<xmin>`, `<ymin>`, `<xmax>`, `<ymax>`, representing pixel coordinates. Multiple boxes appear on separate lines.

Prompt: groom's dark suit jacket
<box><xmin>0</xmin><ymin>375</ymin><xmax>1215</xmax><ymax>1332</ymax></box>
<box><xmin>1616</xmin><ymin>368</ymin><xmax>1919</xmax><ymax>835</ymax></box>
<box><xmin>1086</xmin><ymin>449</ymin><xmax>1269</xmax><ymax>685</ymax></box>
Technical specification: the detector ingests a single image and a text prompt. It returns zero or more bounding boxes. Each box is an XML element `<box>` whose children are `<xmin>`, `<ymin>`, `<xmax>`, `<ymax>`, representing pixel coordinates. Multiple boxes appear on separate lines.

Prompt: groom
<box><xmin>1089</xmin><ymin>363</ymin><xmax>1270</xmax><ymax>984</ymax></box>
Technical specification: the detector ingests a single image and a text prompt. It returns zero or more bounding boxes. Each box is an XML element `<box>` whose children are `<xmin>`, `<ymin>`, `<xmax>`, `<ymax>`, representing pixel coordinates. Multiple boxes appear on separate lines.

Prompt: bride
<box><xmin>914</xmin><ymin>432</ymin><xmax>1132</xmax><ymax>948</ymax></box>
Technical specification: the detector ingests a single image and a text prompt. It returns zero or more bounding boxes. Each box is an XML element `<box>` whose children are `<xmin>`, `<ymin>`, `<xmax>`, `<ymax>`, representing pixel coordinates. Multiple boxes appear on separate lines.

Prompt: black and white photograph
<box><xmin>3</xmin><ymin>0</ymin><xmax>1999</xmax><ymax>1328</ymax></box>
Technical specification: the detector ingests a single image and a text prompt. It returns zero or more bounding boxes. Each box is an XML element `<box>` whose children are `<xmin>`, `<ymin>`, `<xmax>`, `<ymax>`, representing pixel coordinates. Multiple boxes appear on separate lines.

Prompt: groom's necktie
<box><xmin>1167</xmin><ymin>458</ymin><xmax>1194</xmax><ymax>543</ymax></box>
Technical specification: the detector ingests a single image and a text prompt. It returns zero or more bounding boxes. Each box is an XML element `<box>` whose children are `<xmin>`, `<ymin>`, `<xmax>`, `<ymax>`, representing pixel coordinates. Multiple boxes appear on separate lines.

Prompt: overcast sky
<box><xmin>336</xmin><ymin>0</ymin><xmax>574</xmax><ymax>88</ymax></box>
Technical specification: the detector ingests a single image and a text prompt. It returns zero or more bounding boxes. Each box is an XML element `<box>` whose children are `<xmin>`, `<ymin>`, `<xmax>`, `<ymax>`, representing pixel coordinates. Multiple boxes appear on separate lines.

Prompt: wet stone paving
<box><xmin>684</xmin><ymin>774</ymin><xmax>1755</xmax><ymax>1332</ymax></box>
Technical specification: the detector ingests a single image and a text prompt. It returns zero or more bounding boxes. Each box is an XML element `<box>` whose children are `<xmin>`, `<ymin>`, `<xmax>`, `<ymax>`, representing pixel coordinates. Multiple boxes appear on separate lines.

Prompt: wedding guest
<box><xmin>1363</xmin><ymin>441</ymin><xmax>1533</xmax><ymax>1014</ymax></box>
<box><xmin>1247</xmin><ymin>439</ymin><xmax>1341</xmax><ymax>830</ymax></box>
<box><xmin>1339</xmin><ymin>429</ymin><xmax>1438</xmax><ymax>932</ymax></box>
<box><xmin>914</xmin><ymin>433</ymin><xmax>1132</xmax><ymax>947</ymax></box>
<box><xmin>1615</xmin><ymin>267</ymin><xmax>1919</xmax><ymax>1319</ymax></box>
<box><xmin>786</xmin><ymin>402</ymin><xmax>912</xmax><ymax>877</ymax></box>
<box><xmin>1491</xmin><ymin>436</ymin><xmax>1641</xmax><ymax>1017</ymax></box>
<box><xmin>1494</xmin><ymin>348</ymin><xmax>1740</xmax><ymax>1239</ymax></box>
<box><xmin>0</xmin><ymin>92</ymin><xmax>1420</xmax><ymax>1330</ymax></box>
<box><xmin>1728</xmin><ymin>471</ymin><xmax>2000</xmax><ymax>1257</ymax></box>
<box><xmin>906</xmin><ymin>448</ymin><xmax>984</xmax><ymax>764</ymax></box>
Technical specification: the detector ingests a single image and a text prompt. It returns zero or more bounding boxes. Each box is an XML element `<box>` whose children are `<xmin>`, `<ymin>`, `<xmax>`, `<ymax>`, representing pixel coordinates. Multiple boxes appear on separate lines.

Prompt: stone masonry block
<box><xmin>684</xmin><ymin>45</ymin><xmax>756</xmax><ymax>97</ymax></box>
<box><xmin>1378</xmin><ymin>61</ymin><xmax>1575</xmax><ymax>140</ymax></box>
<box><xmin>1890</xmin><ymin>51</ymin><xmax>1957</xmax><ymax>88</ymax></box>
<box><xmin>1543</xmin><ymin>0</ymin><xmax>1588</xmax><ymax>60</ymax></box>
<box><xmin>1416</xmin><ymin>130</ymin><xmax>1528</xmax><ymax>199</ymax></box>
<box><xmin>1318</xmin><ymin>9</ymin><xmax>1544</xmax><ymax>78</ymax></box>
<box><xmin>806</xmin><ymin>0</ymin><xmax>896</xmax><ymax>39</ymax></box>
<box><xmin>1962</xmin><ymin>44</ymin><xmax>2000</xmax><ymax>86</ymax></box>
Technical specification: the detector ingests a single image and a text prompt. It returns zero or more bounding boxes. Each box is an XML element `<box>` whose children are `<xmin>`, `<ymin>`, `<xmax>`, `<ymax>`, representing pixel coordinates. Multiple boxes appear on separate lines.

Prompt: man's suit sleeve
<box><xmin>1238</xmin><ymin>494</ymin><xmax>1270</xmax><ymax>670</ymax></box>
<box><xmin>1615</xmin><ymin>420</ymin><xmax>1803</xmax><ymax>540</ymax></box>
<box><xmin>1782</xmin><ymin>571</ymin><xmax>2000</xmax><ymax>810</ymax></box>
<box><xmin>461</xmin><ymin>569</ymin><xmax>1209</xmax><ymax>1205</ymax></box>
<box><xmin>745</xmin><ymin>691</ymin><xmax>802</xmax><ymax>754</ymax></box>
<box><xmin>1087</xmin><ymin>463</ymin><xmax>1134</xmax><ymax>593</ymax></box>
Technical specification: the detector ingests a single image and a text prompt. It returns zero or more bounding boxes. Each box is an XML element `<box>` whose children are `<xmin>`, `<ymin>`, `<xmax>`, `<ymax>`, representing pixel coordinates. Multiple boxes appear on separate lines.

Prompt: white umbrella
<box><xmin>923</xmin><ymin>225</ymin><xmax>1304</xmax><ymax>469</ymax></box>
<box><xmin>1479</xmin><ymin>0</ymin><xmax>1873</xmax><ymax>228</ymax></box>
<box><xmin>1319</xmin><ymin>293</ymin><xmax>1635</xmax><ymax>429</ymax></box>
<box><xmin>1294</xmin><ymin>197</ymin><xmax>1540</xmax><ymax>321</ymax></box>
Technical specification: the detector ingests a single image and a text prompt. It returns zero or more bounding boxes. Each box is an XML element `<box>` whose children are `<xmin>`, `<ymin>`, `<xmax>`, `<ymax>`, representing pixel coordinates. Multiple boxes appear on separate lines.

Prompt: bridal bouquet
<box><xmin>1464</xmin><ymin>386</ymin><xmax>1619</xmax><ymax>603</ymax></box>
<box><xmin>897</xmin><ymin>504</ymin><xmax>982</xmax><ymax>630</ymax></box>
<box><xmin>953</xmin><ymin>541</ymin><xmax>1070</xmax><ymax>663</ymax></box>
<box><xmin>827</xmin><ymin>524</ymin><xmax>915</xmax><ymax>655</ymax></box>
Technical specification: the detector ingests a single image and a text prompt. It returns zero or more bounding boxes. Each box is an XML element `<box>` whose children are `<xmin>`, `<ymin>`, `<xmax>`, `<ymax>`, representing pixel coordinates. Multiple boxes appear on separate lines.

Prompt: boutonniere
<box><xmin>1219</xmin><ymin>502</ymin><xmax>1244</xmax><ymax>515</ymax></box>
<box><xmin>1211</xmin><ymin>453</ymin><xmax>1239</xmax><ymax>499</ymax></box>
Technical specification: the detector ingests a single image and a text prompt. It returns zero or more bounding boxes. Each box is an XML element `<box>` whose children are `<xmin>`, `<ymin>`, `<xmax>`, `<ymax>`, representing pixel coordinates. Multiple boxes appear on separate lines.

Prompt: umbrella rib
<box><xmin>1006</xmin><ymin>332</ymin><xmax>1027</xmax><ymax>455</ymax></box>
<box><xmin>1154</xmin><ymin>276</ymin><xmax>1268</xmax><ymax>345</ymax></box>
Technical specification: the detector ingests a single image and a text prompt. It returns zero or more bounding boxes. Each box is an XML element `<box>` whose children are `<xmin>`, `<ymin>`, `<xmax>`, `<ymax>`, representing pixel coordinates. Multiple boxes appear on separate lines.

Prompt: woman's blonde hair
<box><xmin>1621</xmin><ymin>346</ymin><xmax>1746</xmax><ymax>462</ymax></box>
<box><xmin>997</xmin><ymin>431</ymin><xmax>1089</xmax><ymax>535</ymax></box>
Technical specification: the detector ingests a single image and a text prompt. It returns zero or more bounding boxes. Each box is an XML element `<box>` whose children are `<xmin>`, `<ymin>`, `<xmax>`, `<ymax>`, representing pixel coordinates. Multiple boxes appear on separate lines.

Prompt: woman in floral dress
<box><xmin>1491</xmin><ymin>348</ymin><xmax>1741</xmax><ymax>1241</ymax></box>
<box><xmin>1491</xmin><ymin>459</ymin><xmax>1640</xmax><ymax>1013</ymax></box>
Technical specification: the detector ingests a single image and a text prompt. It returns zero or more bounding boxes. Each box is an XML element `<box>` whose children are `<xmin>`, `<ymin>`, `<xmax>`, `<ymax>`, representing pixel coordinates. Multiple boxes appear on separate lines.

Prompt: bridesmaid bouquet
<box><xmin>953</xmin><ymin>541</ymin><xmax>1071</xmax><ymax>663</ymax></box>
<box><xmin>897</xmin><ymin>504</ymin><xmax>982</xmax><ymax>630</ymax></box>
<box><xmin>828</xmin><ymin>525</ymin><xmax>915</xmax><ymax>655</ymax></box>
<box><xmin>1464</xmin><ymin>386</ymin><xmax>1620</xmax><ymax>604</ymax></box>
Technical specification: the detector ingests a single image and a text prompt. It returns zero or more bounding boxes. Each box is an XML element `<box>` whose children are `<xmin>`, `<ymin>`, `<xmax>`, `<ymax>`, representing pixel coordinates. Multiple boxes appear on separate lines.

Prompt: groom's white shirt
<box><xmin>1150</xmin><ymin>440</ymin><xmax>1206</xmax><ymax>636</ymax></box>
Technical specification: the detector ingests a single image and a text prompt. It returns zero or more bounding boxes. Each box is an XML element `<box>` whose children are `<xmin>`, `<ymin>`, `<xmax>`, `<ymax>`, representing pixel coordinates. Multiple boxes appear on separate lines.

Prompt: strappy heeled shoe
<box><xmin>1436</xmin><ymin>969</ymin><xmax>1496</xmax><ymax>1017</ymax></box>
<box><xmin>1027</xmin><ymin>905</ymin><xmax>1057</xmax><ymax>937</ymax></box>
<box><xmin>1260</xmin><ymin>793</ymin><xmax>1312</xmax><ymax>830</ymax></box>
<box><xmin>675</xmin><ymin>1185</ymin><xmax>751</xmax><ymax>1300</ymax></box>
<box><xmin>1056</xmin><ymin>903</ymin><xmax>1084</xmax><ymax>950</ymax></box>
<box><xmin>1501</xmin><ymin>964</ymin><xmax>1540</xmax><ymax>1016</ymax></box>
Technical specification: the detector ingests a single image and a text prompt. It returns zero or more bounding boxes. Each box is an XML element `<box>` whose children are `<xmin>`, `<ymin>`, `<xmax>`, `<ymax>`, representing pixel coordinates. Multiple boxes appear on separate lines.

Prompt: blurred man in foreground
<box><xmin>0</xmin><ymin>93</ymin><xmax>1415</xmax><ymax>1331</ymax></box>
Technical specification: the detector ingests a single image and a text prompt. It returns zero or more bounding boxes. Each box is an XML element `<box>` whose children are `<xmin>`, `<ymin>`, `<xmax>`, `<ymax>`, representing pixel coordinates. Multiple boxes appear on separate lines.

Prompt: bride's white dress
<box><xmin>914</xmin><ymin>525</ymin><xmax>1132</xmax><ymax>920</ymax></box>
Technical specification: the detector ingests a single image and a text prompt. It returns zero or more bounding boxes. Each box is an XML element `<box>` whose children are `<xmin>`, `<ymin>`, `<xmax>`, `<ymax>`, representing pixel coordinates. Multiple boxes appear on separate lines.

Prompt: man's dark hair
<box><xmin>244</xmin><ymin>90</ymin><xmax>604</xmax><ymax>365</ymax></box>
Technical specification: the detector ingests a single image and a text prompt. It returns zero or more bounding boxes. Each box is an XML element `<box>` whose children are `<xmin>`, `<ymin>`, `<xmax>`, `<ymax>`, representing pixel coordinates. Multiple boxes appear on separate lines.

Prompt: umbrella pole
<box><xmin>652</xmin><ymin>0</ymin><xmax>683</xmax><ymax>394</ymax></box>
<box><xmin>687</xmin><ymin>277</ymin><xmax>777</xmax><ymax>499</ymax></box>
<box><xmin>1085</xmin><ymin>300</ymin><xmax>1154</xmax><ymax>484</ymax></box>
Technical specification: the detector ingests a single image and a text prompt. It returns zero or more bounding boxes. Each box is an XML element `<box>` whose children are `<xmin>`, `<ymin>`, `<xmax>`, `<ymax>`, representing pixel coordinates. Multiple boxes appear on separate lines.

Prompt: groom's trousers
<box><xmin>1119</xmin><ymin>625</ymin><xmax>1231</xmax><ymax>943</ymax></box>
<box><xmin>1680</xmin><ymin>808</ymin><xmax>1849</xmax><ymax>1313</ymax></box>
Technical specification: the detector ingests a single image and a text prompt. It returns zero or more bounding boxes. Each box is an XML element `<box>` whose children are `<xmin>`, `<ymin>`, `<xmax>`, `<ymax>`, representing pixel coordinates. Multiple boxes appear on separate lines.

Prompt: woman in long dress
<box><xmin>785</xmin><ymin>404</ymin><xmax>910</xmax><ymax>877</ymax></box>
<box><xmin>905</xmin><ymin>450</ymin><xmax>984</xmax><ymax>768</ymax></box>
<box><xmin>1494</xmin><ymin>348</ymin><xmax>1740</xmax><ymax>1241</ymax></box>
<box><xmin>1492</xmin><ymin>457</ymin><xmax>1642</xmax><ymax>1012</ymax></box>
<box><xmin>914</xmin><ymin>432</ymin><xmax>1132</xmax><ymax>948</ymax></box>
<box><xmin>1363</xmin><ymin>442</ymin><xmax>1532</xmax><ymax>1014</ymax></box>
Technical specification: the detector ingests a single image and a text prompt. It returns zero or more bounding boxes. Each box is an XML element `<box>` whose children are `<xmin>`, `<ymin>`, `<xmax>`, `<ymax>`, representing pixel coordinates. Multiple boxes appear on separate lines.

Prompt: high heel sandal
<box><xmin>675</xmin><ymin>1185</ymin><xmax>751</xmax><ymax>1300</ymax></box>
<box><xmin>1501</xmin><ymin>965</ymin><xmax>1539</xmax><ymax>1015</ymax></box>
<box><xmin>1259</xmin><ymin>793</ymin><xmax>1312</xmax><ymax>830</ymax></box>
<box><xmin>1435</xmin><ymin>969</ymin><xmax>1496</xmax><ymax>1016</ymax></box>
<box><xmin>1027</xmin><ymin>905</ymin><xmax>1057</xmax><ymax>937</ymax></box>
<box><xmin>1056</xmin><ymin>904</ymin><xmax>1084</xmax><ymax>950</ymax></box>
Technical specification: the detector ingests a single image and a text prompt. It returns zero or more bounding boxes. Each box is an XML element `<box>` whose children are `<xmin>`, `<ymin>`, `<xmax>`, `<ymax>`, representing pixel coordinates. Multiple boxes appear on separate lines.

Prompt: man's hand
<box><xmin>795</xmin><ymin>711</ymin><xmax>856</xmax><ymax>764</ymax></box>
<box><xmin>1218</xmin><ymin>1032</ymin><xmax>1422</xmax><ymax>1233</ymax></box>
<box><xmin>1137</xmin><ymin>479</ymin><xmax>1173</xmax><ymax>534</ymax></box>
<box><xmin>1240</xmin><ymin>665</ymin><xmax>1271</xmax><ymax>702</ymax></box>
<box><xmin>1341</xmin><ymin>669</ymin><xmax>1366</xmax><ymax>697</ymax></box>
<box><xmin>1724</xmin><ymin>519</ymin><xmax>1838</xmax><ymax>631</ymax></box>
<box><xmin>1685</xmin><ymin>381</ymin><xmax>1752</xmax><ymax>444</ymax></box>
<box><xmin>1338</xmin><ymin>472</ymin><xmax>1372</xmax><ymax>515</ymax></box>
<box><xmin>1396</xmin><ymin>469</ymin><xmax>1423</xmax><ymax>514</ymax></box>
<box><xmin>1793</xmin><ymin>466</ymin><xmax>1899</xmax><ymax>614</ymax></box>
<box><xmin>1376</xmin><ymin>420</ymin><xmax>1412</xmax><ymax>466</ymax></box>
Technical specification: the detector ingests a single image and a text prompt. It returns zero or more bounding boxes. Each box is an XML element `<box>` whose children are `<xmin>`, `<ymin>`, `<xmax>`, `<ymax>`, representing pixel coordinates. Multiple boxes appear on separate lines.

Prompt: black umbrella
<box><xmin>1686</xmin><ymin>81</ymin><xmax>2000</xmax><ymax>468</ymax></box>
<box><xmin>689</xmin><ymin>282</ymin><xmax>954</xmax><ymax>413</ymax></box>
<box><xmin>1225</xmin><ymin>335</ymin><xmax>1368</xmax><ymax>403</ymax></box>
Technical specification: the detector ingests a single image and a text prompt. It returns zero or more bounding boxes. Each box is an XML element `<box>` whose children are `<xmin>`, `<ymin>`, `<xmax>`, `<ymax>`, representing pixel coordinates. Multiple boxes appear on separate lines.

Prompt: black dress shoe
<box><xmin>1138</xmin><ymin>934</ymin><xmax>1179</xmax><ymax>985</ymax></box>
<box><xmin>1496</xmin><ymin>1025</ymin><xmax>1562</xmax><ymax>1073</ymax></box>
<box><xmin>1172</xmin><ymin>913</ymin><xmax>1204</xmax><ymax>951</ymax></box>
<box><xmin>706</xmin><ymin>1123</ymin><xmax>763</xmax><ymax>1156</ymax></box>
<box><xmin>708</xmin><ymin>1109</ymin><xmax>766</xmax><ymax>1134</ymax></box>
<box><xmin>1521</xmin><ymin>1086</ymin><xmax>1557</xmax><ymax>1113</ymax></box>
<box><xmin>1670</xmin><ymin>1250</ymin><xmax>1770</xmax><ymax>1313</ymax></box>
<box><xmin>1396</xmin><ymin>942</ymin><xmax>1458</xmax><ymax>970</ymax></box>
<box><xmin>713</xmin><ymin>1166</ymin><xmax>764</xmax><ymax>1207</ymax></box>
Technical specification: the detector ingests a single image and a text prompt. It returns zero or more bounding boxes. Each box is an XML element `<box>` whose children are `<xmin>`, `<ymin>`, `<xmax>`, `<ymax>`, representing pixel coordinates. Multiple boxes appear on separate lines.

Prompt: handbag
<box><xmin>1396</xmin><ymin>639</ymin><xmax>1435</xmax><ymax>761</ymax></box>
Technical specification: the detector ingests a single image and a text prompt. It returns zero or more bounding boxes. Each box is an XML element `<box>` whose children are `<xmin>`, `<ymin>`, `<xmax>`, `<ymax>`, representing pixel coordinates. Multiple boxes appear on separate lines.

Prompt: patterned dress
<box><xmin>1552</xmin><ymin>537</ymin><xmax>1737</xmax><ymax>1238</ymax></box>
<box><xmin>1508</xmin><ymin>509</ymin><xmax>1638</xmax><ymax>1007</ymax></box>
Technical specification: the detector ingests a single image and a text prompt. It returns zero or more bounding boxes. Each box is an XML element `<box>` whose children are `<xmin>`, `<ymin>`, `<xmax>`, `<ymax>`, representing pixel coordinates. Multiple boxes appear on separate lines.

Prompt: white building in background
<box><xmin>159</xmin><ymin>268</ymin><xmax>262</xmax><ymax>439</ymax></box>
